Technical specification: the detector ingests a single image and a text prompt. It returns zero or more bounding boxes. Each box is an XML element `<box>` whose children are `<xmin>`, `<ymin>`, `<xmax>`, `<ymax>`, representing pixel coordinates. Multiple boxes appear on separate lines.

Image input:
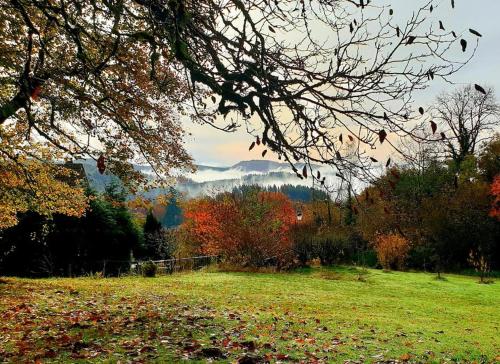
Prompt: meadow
<box><xmin>0</xmin><ymin>267</ymin><xmax>498</xmax><ymax>363</ymax></box>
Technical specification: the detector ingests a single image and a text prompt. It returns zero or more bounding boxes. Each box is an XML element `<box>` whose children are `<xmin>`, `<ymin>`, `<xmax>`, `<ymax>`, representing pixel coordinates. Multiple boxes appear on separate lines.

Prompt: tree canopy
<box><xmin>0</xmin><ymin>0</ymin><xmax>484</xmax><ymax>225</ymax></box>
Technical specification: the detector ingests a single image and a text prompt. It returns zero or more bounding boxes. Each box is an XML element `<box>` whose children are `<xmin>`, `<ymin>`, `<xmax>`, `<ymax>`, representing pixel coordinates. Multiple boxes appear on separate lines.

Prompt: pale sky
<box><xmin>185</xmin><ymin>0</ymin><xmax>500</xmax><ymax>167</ymax></box>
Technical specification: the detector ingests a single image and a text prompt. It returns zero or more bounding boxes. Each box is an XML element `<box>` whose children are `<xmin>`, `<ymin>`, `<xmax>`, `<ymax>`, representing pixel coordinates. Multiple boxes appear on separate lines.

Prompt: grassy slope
<box><xmin>0</xmin><ymin>267</ymin><xmax>499</xmax><ymax>363</ymax></box>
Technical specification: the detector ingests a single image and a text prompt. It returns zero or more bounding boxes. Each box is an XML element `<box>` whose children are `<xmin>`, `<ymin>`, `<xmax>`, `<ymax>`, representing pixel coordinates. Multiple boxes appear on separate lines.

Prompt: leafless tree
<box><xmin>137</xmin><ymin>0</ymin><xmax>480</xmax><ymax>184</ymax></box>
<box><xmin>433</xmin><ymin>85</ymin><xmax>499</xmax><ymax>167</ymax></box>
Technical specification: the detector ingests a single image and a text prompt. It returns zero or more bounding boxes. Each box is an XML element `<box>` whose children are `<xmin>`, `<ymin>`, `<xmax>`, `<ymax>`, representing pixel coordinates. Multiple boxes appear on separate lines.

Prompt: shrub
<box><xmin>372</xmin><ymin>233</ymin><xmax>410</xmax><ymax>271</ymax></box>
<box><xmin>141</xmin><ymin>261</ymin><xmax>158</xmax><ymax>277</ymax></box>
<box><xmin>468</xmin><ymin>250</ymin><xmax>492</xmax><ymax>284</ymax></box>
<box><xmin>180</xmin><ymin>189</ymin><xmax>296</xmax><ymax>268</ymax></box>
<box><xmin>293</xmin><ymin>238</ymin><xmax>314</xmax><ymax>266</ymax></box>
<box><xmin>315</xmin><ymin>238</ymin><xmax>346</xmax><ymax>266</ymax></box>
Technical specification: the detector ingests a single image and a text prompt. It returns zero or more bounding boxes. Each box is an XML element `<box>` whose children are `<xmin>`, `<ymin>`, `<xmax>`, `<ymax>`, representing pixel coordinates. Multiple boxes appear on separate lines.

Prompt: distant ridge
<box><xmin>76</xmin><ymin>159</ymin><xmax>335</xmax><ymax>198</ymax></box>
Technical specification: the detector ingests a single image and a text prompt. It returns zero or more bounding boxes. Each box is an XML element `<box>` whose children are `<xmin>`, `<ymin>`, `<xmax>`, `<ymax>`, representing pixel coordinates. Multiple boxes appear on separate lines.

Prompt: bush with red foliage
<box><xmin>490</xmin><ymin>175</ymin><xmax>500</xmax><ymax>220</ymax></box>
<box><xmin>181</xmin><ymin>189</ymin><xmax>296</xmax><ymax>268</ymax></box>
<box><xmin>372</xmin><ymin>233</ymin><xmax>411</xmax><ymax>271</ymax></box>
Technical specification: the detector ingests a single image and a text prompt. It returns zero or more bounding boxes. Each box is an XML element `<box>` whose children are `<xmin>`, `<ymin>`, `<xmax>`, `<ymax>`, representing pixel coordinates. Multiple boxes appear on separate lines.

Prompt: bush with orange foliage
<box><xmin>372</xmin><ymin>233</ymin><xmax>411</xmax><ymax>271</ymax></box>
<box><xmin>490</xmin><ymin>175</ymin><xmax>500</xmax><ymax>220</ymax></box>
<box><xmin>180</xmin><ymin>189</ymin><xmax>296</xmax><ymax>268</ymax></box>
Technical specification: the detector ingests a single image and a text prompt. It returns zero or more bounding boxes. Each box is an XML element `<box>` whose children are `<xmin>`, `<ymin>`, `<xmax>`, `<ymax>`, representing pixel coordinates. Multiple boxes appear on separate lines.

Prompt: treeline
<box><xmin>178</xmin><ymin>136</ymin><xmax>500</xmax><ymax>278</ymax></box>
<box><xmin>0</xmin><ymin>183</ymin><xmax>173</xmax><ymax>277</ymax></box>
<box><xmin>293</xmin><ymin>136</ymin><xmax>500</xmax><ymax>278</ymax></box>
<box><xmin>1</xmin><ymin>137</ymin><xmax>498</xmax><ymax>278</ymax></box>
<box><xmin>234</xmin><ymin>184</ymin><xmax>329</xmax><ymax>202</ymax></box>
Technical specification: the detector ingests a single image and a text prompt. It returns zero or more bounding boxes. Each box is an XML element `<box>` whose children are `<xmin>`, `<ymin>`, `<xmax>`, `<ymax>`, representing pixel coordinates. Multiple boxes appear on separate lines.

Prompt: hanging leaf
<box><xmin>439</xmin><ymin>21</ymin><xmax>445</xmax><ymax>30</ymax></box>
<box><xmin>262</xmin><ymin>149</ymin><xmax>267</xmax><ymax>157</ymax></box>
<box><xmin>336</xmin><ymin>151</ymin><xmax>341</xmax><ymax>160</ymax></box>
<box><xmin>249</xmin><ymin>142</ymin><xmax>256</xmax><ymax>151</ymax></box>
<box><xmin>97</xmin><ymin>155</ymin><xmax>106</xmax><ymax>175</ymax></box>
<box><xmin>211</xmin><ymin>95</ymin><xmax>216</xmax><ymax>103</ymax></box>
<box><xmin>386</xmin><ymin>158</ymin><xmax>391</xmax><ymax>167</ymax></box>
<box><xmin>389</xmin><ymin>9</ymin><xmax>394</xmax><ymax>15</ymax></box>
<box><xmin>370</xmin><ymin>157</ymin><xmax>378</xmax><ymax>163</ymax></box>
<box><xmin>302</xmin><ymin>165</ymin><xmax>308</xmax><ymax>178</ymax></box>
<box><xmin>256</xmin><ymin>136</ymin><xmax>261</xmax><ymax>145</ymax></box>
<box><xmin>430</xmin><ymin>120</ymin><xmax>437</xmax><ymax>134</ymax></box>
<box><xmin>339</xmin><ymin>134</ymin><xmax>343</xmax><ymax>143</ymax></box>
<box><xmin>406</xmin><ymin>36</ymin><xmax>416</xmax><ymax>45</ymax></box>
<box><xmin>469</xmin><ymin>29</ymin><xmax>482</xmax><ymax>37</ymax></box>
<box><xmin>348</xmin><ymin>135</ymin><xmax>354</xmax><ymax>142</ymax></box>
<box><xmin>268</xmin><ymin>25</ymin><xmax>276</xmax><ymax>33</ymax></box>
<box><xmin>451</xmin><ymin>0</ymin><xmax>455</xmax><ymax>8</ymax></box>
<box><xmin>418</xmin><ymin>107</ymin><xmax>424</xmax><ymax>115</ymax></box>
<box><xmin>378</xmin><ymin>130</ymin><xmax>387</xmax><ymax>144</ymax></box>
<box><xmin>441</xmin><ymin>132</ymin><xmax>447</xmax><ymax>140</ymax></box>
<box><xmin>317</xmin><ymin>171</ymin><xmax>321</xmax><ymax>179</ymax></box>
<box><xmin>30</xmin><ymin>85</ymin><xmax>42</xmax><ymax>101</ymax></box>
<box><xmin>460</xmin><ymin>39</ymin><xmax>467</xmax><ymax>52</ymax></box>
<box><xmin>475</xmin><ymin>84</ymin><xmax>486</xmax><ymax>95</ymax></box>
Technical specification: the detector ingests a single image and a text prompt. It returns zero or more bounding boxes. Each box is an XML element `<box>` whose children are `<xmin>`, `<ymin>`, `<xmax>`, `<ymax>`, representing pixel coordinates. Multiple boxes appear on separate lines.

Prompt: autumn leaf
<box><xmin>97</xmin><ymin>155</ymin><xmax>106</xmax><ymax>174</ymax></box>
<box><xmin>378</xmin><ymin>130</ymin><xmax>387</xmax><ymax>144</ymax></box>
<box><xmin>430</xmin><ymin>120</ymin><xmax>437</xmax><ymax>134</ymax></box>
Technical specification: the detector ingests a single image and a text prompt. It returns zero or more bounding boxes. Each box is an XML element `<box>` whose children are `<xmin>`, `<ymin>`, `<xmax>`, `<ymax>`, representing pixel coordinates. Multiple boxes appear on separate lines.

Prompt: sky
<box><xmin>184</xmin><ymin>0</ymin><xmax>500</xmax><ymax>167</ymax></box>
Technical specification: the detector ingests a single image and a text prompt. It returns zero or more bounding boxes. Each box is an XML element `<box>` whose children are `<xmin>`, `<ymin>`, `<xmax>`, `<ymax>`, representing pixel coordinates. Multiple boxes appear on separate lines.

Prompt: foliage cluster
<box><xmin>372</xmin><ymin>234</ymin><xmax>411</xmax><ymax>271</ymax></box>
<box><xmin>179</xmin><ymin>188</ymin><xmax>296</xmax><ymax>268</ymax></box>
<box><xmin>0</xmin><ymin>184</ymin><xmax>143</xmax><ymax>276</ymax></box>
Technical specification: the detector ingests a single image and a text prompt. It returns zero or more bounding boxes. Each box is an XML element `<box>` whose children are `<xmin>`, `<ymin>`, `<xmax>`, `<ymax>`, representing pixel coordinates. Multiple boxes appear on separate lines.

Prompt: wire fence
<box><xmin>133</xmin><ymin>255</ymin><xmax>218</xmax><ymax>275</ymax></box>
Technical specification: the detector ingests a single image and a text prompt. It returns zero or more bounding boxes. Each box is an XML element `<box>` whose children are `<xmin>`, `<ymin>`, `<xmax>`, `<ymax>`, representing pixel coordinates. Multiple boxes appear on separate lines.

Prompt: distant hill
<box><xmin>77</xmin><ymin>159</ymin><xmax>335</xmax><ymax>198</ymax></box>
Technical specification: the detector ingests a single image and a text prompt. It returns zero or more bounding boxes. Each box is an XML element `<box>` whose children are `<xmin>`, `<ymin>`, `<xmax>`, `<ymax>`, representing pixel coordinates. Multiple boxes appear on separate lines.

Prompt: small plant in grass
<box><xmin>357</xmin><ymin>267</ymin><xmax>369</xmax><ymax>282</ymax></box>
<box><xmin>468</xmin><ymin>250</ymin><xmax>493</xmax><ymax>284</ymax></box>
<box><xmin>86</xmin><ymin>271</ymin><xmax>104</xmax><ymax>279</ymax></box>
<box><xmin>141</xmin><ymin>261</ymin><xmax>158</xmax><ymax>277</ymax></box>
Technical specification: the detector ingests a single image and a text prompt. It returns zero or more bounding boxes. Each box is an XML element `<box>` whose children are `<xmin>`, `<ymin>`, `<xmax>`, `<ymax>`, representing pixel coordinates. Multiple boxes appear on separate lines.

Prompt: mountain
<box><xmin>78</xmin><ymin>159</ymin><xmax>336</xmax><ymax>198</ymax></box>
<box><xmin>232</xmin><ymin>160</ymin><xmax>287</xmax><ymax>173</ymax></box>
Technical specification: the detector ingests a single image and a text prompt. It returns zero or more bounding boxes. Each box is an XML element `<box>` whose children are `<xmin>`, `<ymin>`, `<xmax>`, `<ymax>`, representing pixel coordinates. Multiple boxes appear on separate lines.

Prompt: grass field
<box><xmin>0</xmin><ymin>267</ymin><xmax>499</xmax><ymax>363</ymax></box>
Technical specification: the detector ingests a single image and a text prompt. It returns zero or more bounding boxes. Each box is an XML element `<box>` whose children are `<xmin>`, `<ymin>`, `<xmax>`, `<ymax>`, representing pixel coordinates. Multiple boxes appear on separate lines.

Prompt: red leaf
<box><xmin>97</xmin><ymin>155</ymin><xmax>106</xmax><ymax>174</ymax></box>
<box><xmin>30</xmin><ymin>85</ymin><xmax>42</xmax><ymax>101</ymax></box>
<box><xmin>475</xmin><ymin>84</ymin><xmax>486</xmax><ymax>95</ymax></box>
<box><xmin>430</xmin><ymin>120</ymin><xmax>437</xmax><ymax>134</ymax></box>
<box><xmin>378</xmin><ymin>130</ymin><xmax>387</xmax><ymax>144</ymax></box>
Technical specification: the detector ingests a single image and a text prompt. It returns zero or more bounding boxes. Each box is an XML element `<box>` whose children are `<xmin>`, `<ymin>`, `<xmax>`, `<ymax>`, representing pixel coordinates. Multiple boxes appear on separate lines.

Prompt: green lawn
<box><xmin>0</xmin><ymin>267</ymin><xmax>499</xmax><ymax>363</ymax></box>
